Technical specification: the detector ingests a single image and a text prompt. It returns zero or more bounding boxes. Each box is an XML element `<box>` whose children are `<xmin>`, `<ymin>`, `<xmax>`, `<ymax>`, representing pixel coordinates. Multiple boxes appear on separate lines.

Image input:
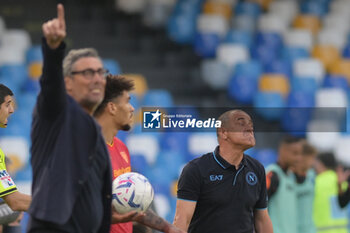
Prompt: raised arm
<box><xmin>38</xmin><ymin>4</ymin><xmax>67</xmax><ymax>119</ymax></box>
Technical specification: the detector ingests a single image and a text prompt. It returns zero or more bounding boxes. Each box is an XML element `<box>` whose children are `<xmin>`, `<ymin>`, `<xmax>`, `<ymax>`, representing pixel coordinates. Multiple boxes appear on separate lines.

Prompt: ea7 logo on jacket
<box><xmin>210</xmin><ymin>175</ymin><xmax>223</xmax><ymax>181</ymax></box>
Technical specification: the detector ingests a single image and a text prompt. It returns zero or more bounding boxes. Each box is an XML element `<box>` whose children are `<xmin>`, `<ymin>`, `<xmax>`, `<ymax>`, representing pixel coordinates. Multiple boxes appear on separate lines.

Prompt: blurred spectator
<box><xmin>313</xmin><ymin>152</ymin><xmax>350</xmax><ymax>233</ymax></box>
<box><xmin>293</xmin><ymin>142</ymin><xmax>317</xmax><ymax>233</ymax></box>
<box><xmin>266</xmin><ymin>136</ymin><xmax>304</xmax><ymax>233</ymax></box>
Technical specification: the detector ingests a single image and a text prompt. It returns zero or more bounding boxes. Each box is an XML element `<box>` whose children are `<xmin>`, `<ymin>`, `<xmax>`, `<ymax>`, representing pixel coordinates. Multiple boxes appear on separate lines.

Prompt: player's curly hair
<box><xmin>93</xmin><ymin>74</ymin><xmax>134</xmax><ymax>117</ymax></box>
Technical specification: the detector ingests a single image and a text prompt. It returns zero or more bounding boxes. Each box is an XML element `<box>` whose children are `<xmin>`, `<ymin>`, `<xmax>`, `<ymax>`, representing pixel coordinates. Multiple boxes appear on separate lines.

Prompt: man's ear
<box><xmin>107</xmin><ymin>102</ymin><xmax>117</xmax><ymax>115</ymax></box>
<box><xmin>218</xmin><ymin>128</ymin><xmax>228</xmax><ymax>140</ymax></box>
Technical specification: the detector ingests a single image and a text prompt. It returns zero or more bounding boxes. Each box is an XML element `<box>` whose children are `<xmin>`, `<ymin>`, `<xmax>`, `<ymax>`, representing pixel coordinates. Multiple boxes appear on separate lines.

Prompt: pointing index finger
<box><xmin>57</xmin><ymin>4</ymin><xmax>65</xmax><ymax>27</ymax></box>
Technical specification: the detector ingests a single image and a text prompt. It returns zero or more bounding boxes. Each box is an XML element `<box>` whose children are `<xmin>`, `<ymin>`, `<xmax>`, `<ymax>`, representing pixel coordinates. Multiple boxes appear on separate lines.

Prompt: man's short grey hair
<box><xmin>63</xmin><ymin>48</ymin><xmax>101</xmax><ymax>77</ymax></box>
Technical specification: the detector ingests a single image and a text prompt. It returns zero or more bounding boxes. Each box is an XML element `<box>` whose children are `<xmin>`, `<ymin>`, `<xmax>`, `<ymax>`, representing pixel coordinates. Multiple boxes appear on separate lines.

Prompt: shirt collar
<box><xmin>212</xmin><ymin>146</ymin><xmax>248</xmax><ymax>170</ymax></box>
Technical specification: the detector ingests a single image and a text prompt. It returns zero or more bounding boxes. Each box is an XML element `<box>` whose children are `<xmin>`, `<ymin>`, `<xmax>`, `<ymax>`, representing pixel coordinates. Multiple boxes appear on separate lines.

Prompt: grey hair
<box><xmin>63</xmin><ymin>48</ymin><xmax>101</xmax><ymax>77</ymax></box>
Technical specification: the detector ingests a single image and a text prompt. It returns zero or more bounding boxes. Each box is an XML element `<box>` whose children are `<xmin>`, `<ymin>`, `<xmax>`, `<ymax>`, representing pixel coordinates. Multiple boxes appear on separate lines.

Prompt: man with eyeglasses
<box><xmin>28</xmin><ymin>4</ymin><xmax>113</xmax><ymax>233</ymax></box>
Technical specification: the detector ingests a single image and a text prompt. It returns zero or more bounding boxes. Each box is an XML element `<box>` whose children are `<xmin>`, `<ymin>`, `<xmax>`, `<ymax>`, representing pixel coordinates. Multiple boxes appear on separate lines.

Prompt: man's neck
<box><xmin>96</xmin><ymin>115</ymin><xmax>118</xmax><ymax>145</ymax></box>
<box><xmin>219</xmin><ymin>145</ymin><xmax>244</xmax><ymax>169</ymax></box>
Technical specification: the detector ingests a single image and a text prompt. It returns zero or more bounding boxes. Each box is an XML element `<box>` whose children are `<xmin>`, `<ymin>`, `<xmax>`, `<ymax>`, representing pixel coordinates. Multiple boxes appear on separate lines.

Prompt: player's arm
<box><xmin>134</xmin><ymin>209</ymin><xmax>186</xmax><ymax>233</ymax></box>
<box><xmin>111</xmin><ymin>207</ymin><xmax>185</xmax><ymax>233</ymax></box>
<box><xmin>173</xmin><ymin>199</ymin><xmax>196</xmax><ymax>231</ymax></box>
<box><xmin>39</xmin><ymin>4</ymin><xmax>67</xmax><ymax>118</ymax></box>
<box><xmin>266</xmin><ymin>171</ymin><xmax>279</xmax><ymax>199</ymax></box>
<box><xmin>173</xmin><ymin>162</ymin><xmax>201</xmax><ymax>231</ymax></box>
<box><xmin>2</xmin><ymin>191</ymin><xmax>31</xmax><ymax>212</ymax></box>
<box><xmin>254</xmin><ymin>209</ymin><xmax>273</xmax><ymax>233</ymax></box>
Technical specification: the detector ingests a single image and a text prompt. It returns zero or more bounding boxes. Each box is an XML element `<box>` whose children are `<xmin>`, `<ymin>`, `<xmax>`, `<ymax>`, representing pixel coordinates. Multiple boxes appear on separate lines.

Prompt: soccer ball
<box><xmin>112</xmin><ymin>172</ymin><xmax>154</xmax><ymax>214</ymax></box>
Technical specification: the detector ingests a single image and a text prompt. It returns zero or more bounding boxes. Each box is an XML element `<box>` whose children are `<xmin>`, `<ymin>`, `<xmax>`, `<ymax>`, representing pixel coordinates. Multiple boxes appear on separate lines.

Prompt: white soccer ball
<box><xmin>112</xmin><ymin>172</ymin><xmax>154</xmax><ymax>214</ymax></box>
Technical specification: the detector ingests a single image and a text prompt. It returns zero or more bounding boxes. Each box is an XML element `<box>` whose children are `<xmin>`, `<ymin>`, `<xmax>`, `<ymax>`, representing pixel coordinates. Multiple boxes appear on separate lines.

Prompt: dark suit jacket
<box><xmin>28</xmin><ymin>39</ymin><xmax>112</xmax><ymax>233</ymax></box>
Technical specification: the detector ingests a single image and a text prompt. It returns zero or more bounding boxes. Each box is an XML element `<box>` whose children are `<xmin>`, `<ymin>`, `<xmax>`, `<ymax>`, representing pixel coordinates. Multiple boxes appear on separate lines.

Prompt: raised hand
<box><xmin>42</xmin><ymin>4</ymin><xmax>66</xmax><ymax>49</ymax></box>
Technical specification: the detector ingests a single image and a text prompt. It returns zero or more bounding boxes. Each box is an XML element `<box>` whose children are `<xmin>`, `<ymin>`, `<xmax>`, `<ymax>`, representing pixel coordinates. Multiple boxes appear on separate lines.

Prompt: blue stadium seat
<box><xmin>342</xmin><ymin>43</ymin><xmax>350</xmax><ymax>58</ymax></box>
<box><xmin>255</xmin><ymin>32</ymin><xmax>283</xmax><ymax>50</ymax></box>
<box><xmin>130</xmin><ymin>154</ymin><xmax>149</xmax><ymax>174</ymax></box>
<box><xmin>254</xmin><ymin>149</ymin><xmax>278</xmax><ymax>167</ymax></box>
<box><xmin>225</xmin><ymin>29</ymin><xmax>253</xmax><ymax>48</ymax></box>
<box><xmin>301</xmin><ymin>0</ymin><xmax>328</xmax><ymax>17</ymax></box>
<box><xmin>282</xmin><ymin>91</ymin><xmax>315</xmax><ymax>134</ymax></box>
<box><xmin>116</xmin><ymin>130</ymin><xmax>128</xmax><ymax>143</ymax></box>
<box><xmin>21</xmin><ymin>212</ymin><xmax>30</xmax><ymax>233</ymax></box>
<box><xmin>154</xmin><ymin>150</ymin><xmax>185</xmax><ymax>178</ymax></box>
<box><xmin>102</xmin><ymin>59</ymin><xmax>121</xmax><ymax>75</ymax></box>
<box><xmin>142</xmin><ymin>89</ymin><xmax>174</xmax><ymax>107</ymax></box>
<box><xmin>234</xmin><ymin>2</ymin><xmax>261</xmax><ymax>19</ymax></box>
<box><xmin>264</xmin><ymin>59</ymin><xmax>293</xmax><ymax>79</ymax></box>
<box><xmin>166</xmin><ymin>196</ymin><xmax>177</xmax><ymax>222</ymax></box>
<box><xmin>228</xmin><ymin>73</ymin><xmax>258</xmax><ymax>104</ymax></box>
<box><xmin>0</xmin><ymin>64</ymin><xmax>27</xmax><ymax>87</ymax></box>
<box><xmin>130</xmin><ymin>123</ymin><xmax>142</xmax><ymax>134</ymax></box>
<box><xmin>167</xmin><ymin>13</ymin><xmax>196</xmax><ymax>44</ymax></box>
<box><xmin>291</xmin><ymin>77</ymin><xmax>318</xmax><ymax>94</ymax></box>
<box><xmin>15</xmin><ymin>163</ymin><xmax>32</xmax><ymax>181</ymax></box>
<box><xmin>194</xmin><ymin>32</ymin><xmax>221</xmax><ymax>58</ymax></box>
<box><xmin>282</xmin><ymin>108</ymin><xmax>311</xmax><ymax>135</ymax></box>
<box><xmin>251</xmin><ymin>45</ymin><xmax>279</xmax><ymax>66</ymax></box>
<box><xmin>160</xmin><ymin>132</ymin><xmax>189</xmax><ymax>156</ymax></box>
<box><xmin>281</xmin><ymin>46</ymin><xmax>309</xmax><ymax>63</ymax></box>
<box><xmin>346</xmin><ymin>108</ymin><xmax>350</xmax><ymax>134</ymax></box>
<box><xmin>22</xmin><ymin>79</ymin><xmax>40</xmax><ymax>94</ymax></box>
<box><xmin>235</xmin><ymin>60</ymin><xmax>263</xmax><ymax>77</ymax></box>
<box><xmin>17</xmin><ymin>92</ymin><xmax>37</xmax><ymax>112</ymax></box>
<box><xmin>0</xmin><ymin>76</ymin><xmax>20</xmax><ymax>96</ymax></box>
<box><xmin>147</xmin><ymin>166</ymin><xmax>174</xmax><ymax>186</ymax></box>
<box><xmin>129</xmin><ymin>93</ymin><xmax>140</xmax><ymax>112</ymax></box>
<box><xmin>7</xmin><ymin>110</ymin><xmax>31</xmax><ymax>139</ymax></box>
<box><xmin>253</xmin><ymin>92</ymin><xmax>285</xmax><ymax>121</ymax></box>
<box><xmin>26</xmin><ymin>45</ymin><xmax>42</xmax><ymax>64</ymax></box>
<box><xmin>244</xmin><ymin>147</ymin><xmax>256</xmax><ymax>158</ymax></box>
<box><xmin>173</xmin><ymin>0</ymin><xmax>202</xmax><ymax>16</ymax></box>
<box><xmin>323</xmin><ymin>75</ymin><xmax>349</xmax><ymax>90</ymax></box>
<box><xmin>287</xmin><ymin>91</ymin><xmax>315</xmax><ymax>107</ymax></box>
<box><xmin>152</xmin><ymin>183</ymin><xmax>171</xmax><ymax>197</ymax></box>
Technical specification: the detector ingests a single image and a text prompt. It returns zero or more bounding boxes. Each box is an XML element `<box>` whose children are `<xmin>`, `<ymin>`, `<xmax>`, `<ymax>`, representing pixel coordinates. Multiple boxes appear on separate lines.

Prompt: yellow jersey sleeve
<box><xmin>0</xmin><ymin>148</ymin><xmax>17</xmax><ymax>197</ymax></box>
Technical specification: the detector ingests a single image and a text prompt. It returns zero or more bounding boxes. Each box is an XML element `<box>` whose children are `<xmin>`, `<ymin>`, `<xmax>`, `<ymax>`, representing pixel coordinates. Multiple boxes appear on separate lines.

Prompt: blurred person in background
<box><xmin>94</xmin><ymin>75</ymin><xmax>185</xmax><ymax>233</ymax></box>
<box><xmin>0</xmin><ymin>84</ymin><xmax>32</xmax><ymax>233</ymax></box>
<box><xmin>313</xmin><ymin>152</ymin><xmax>350</xmax><ymax>233</ymax></box>
<box><xmin>293</xmin><ymin>141</ymin><xmax>317</xmax><ymax>233</ymax></box>
<box><xmin>173</xmin><ymin>110</ymin><xmax>273</xmax><ymax>233</ymax></box>
<box><xmin>266</xmin><ymin>136</ymin><xmax>304</xmax><ymax>233</ymax></box>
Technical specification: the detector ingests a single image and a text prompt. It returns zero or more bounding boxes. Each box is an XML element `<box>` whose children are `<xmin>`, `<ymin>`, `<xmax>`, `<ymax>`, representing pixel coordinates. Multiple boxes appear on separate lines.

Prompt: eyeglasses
<box><xmin>70</xmin><ymin>68</ymin><xmax>109</xmax><ymax>79</ymax></box>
